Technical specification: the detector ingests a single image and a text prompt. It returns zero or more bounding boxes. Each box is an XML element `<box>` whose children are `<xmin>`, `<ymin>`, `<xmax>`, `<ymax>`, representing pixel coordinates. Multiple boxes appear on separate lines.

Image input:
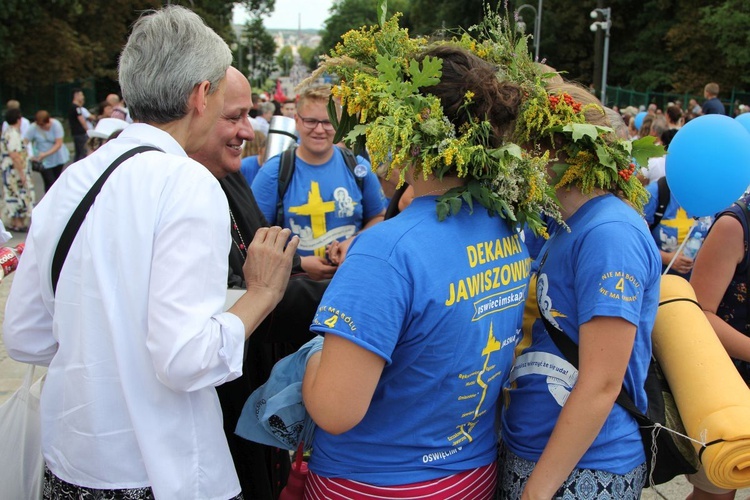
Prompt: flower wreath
<box><xmin>307</xmin><ymin>1</ymin><xmax>664</xmax><ymax>235</ymax></box>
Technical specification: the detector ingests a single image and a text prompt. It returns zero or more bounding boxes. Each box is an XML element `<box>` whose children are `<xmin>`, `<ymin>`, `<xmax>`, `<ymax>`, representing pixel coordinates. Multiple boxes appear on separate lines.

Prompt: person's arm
<box><xmin>3</xmin><ymin>237</ymin><xmax>57</xmax><ymax>364</ymax></box>
<box><xmin>8</xmin><ymin>150</ymin><xmax>27</xmax><ymax>185</ymax></box>
<box><xmin>37</xmin><ymin>137</ymin><xmax>63</xmax><ymax>161</ymax></box>
<box><xmin>76</xmin><ymin>109</ymin><xmax>88</xmax><ymax>131</ymax></box>
<box><xmin>146</xmin><ymin>168</ymin><xmax>293</xmax><ymax>392</ymax></box>
<box><xmin>521</xmin><ymin>316</ymin><xmax>636</xmax><ymax>500</ymax></box>
<box><xmin>690</xmin><ymin>215</ymin><xmax>750</xmax><ymax>361</ymax></box>
<box><xmin>362</xmin><ymin>210</ymin><xmax>385</xmax><ymax>229</ymax></box>
<box><xmin>302</xmin><ymin>333</ymin><xmax>386</xmax><ymax>434</ymax></box>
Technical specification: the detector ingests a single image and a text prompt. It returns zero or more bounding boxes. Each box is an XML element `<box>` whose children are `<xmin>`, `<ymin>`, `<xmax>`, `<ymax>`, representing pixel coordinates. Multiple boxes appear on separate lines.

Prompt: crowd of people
<box><xmin>1</xmin><ymin>5</ymin><xmax>750</xmax><ymax>500</ymax></box>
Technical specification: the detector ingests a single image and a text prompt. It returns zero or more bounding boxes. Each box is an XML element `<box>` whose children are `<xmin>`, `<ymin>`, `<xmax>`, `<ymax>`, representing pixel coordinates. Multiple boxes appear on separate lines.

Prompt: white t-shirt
<box><xmin>642</xmin><ymin>156</ymin><xmax>666</xmax><ymax>185</ymax></box>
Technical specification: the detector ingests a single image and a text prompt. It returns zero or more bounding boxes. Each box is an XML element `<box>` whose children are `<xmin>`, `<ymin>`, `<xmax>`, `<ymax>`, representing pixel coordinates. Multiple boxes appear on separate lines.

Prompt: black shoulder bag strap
<box><xmin>539</xmin><ymin>311</ymin><xmax>648</xmax><ymax>422</ymax></box>
<box><xmin>51</xmin><ymin>146</ymin><xmax>161</xmax><ymax>295</ymax></box>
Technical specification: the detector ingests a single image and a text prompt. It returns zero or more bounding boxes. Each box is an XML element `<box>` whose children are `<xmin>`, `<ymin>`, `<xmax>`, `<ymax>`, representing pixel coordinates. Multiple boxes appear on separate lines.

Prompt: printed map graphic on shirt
<box><xmin>451</xmin><ymin>323</ymin><xmax>504</xmax><ymax>445</ymax></box>
<box><xmin>287</xmin><ymin>181</ymin><xmax>357</xmax><ymax>257</ymax></box>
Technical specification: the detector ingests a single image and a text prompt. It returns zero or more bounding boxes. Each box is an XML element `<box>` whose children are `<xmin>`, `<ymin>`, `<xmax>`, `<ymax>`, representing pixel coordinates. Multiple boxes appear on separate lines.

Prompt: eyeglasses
<box><xmin>297</xmin><ymin>113</ymin><xmax>335</xmax><ymax>131</ymax></box>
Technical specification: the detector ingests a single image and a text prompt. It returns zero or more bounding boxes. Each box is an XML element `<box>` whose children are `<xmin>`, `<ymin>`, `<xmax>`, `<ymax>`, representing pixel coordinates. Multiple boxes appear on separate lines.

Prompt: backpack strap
<box><xmin>51</xmin><ymin>145</ymin><xmax>162</xmax><ymax>295</ymax></box>
<box><xmin>276</xmin><ymin>145</ymin><xmax>298</xmax><ymax>226</ymax></box>
<box><xmin>650</xmin><ymin>176</ymin><xmax>670</xmax><ymax>231</ymax></box>
<box><xmin>338</xmin><ymin>146</ymin><xmax>366</xmax><ymax>194</ymax></box>
<box><xmin>275</xmin><ymin>145</ymin><xmax>366</xmax><ymax>226</ymax></box>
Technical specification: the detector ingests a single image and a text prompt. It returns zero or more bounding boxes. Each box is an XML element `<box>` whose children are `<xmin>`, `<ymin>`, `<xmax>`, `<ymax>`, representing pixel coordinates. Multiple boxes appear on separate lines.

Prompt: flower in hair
<box><xmin>305</xmin><ymin>2</ymin><xmax>561</xmax><ymax>236</ymax></box>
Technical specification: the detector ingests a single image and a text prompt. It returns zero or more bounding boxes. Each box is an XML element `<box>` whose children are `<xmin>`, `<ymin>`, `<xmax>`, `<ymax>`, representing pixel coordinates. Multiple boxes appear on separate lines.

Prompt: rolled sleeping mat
<box><xmin>654</xmin><ymin>275</ymin><xmax>750</xmax><ymax>489</ymax></box>
<box><xmin>263</xmin><ymin>115</ymin><xmax>297</xmax><ymax>163</ymax></box>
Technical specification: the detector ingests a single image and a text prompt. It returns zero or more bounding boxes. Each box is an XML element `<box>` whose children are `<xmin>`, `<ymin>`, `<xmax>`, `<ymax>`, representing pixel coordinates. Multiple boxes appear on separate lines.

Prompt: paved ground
<box><xmin>0</xmin><ymin>170</ymin><xmax>747</xmax><ymax>499</ymax></box>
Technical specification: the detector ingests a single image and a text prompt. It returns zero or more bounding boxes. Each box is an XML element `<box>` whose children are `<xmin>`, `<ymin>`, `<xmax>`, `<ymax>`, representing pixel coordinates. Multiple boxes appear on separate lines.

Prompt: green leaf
<box><xmin>564</xmin><ymin>123</ymin><xmax>601</xmax><ymax>142</ymax></box>
<box><xmin>378</xmin><ymin>0</ymin><xmax>388</xmax><ymax>27</ymax></box>
<box><xmin>409</xmin><ymin>56</ymin><xmax>442</xmax><ymax>90</ymax></box>
<box><xmin>449</xmin><ymin>197</ymin><xmax>463</xmax><ymax>215</ymax></box>
<box><xmin>549</xmin><ymin>163</ymin><xmax>569</xmax><ymax>183</ymax></box>
<box><xmin>344</xmin><ymin>124</ymin><xmax>367</xmax><ymax>146</ymax></box>
<box><xmin>436</xmin><ymin>201</ymin><xmax>449</xmax><ymax>221</ymax></box>
<box><xmin>461</xmin><ymin>191</ymin><xmax>474</xmax><ymax>212</ymax></box>
<box><xmin>492</xmin><ymin>143</ymin><xmax>523</xmax><ymax>160</ymax></box>
<box><xmin>595</xmin><ymin>144</ymin><xmax>616</xmax><ymax>170</ymax></box>
<box><xmin>498</xmin><ymin>199</ymin><xmax>517</xmax><ymax>221</ymax></box>
<box><xmin>333</xmin><ymin>106</ymin><xmax>356</xmax><ymax>145</ymax></box>
<box><xmin>631</xmin><ymin>135</ymin><xmax>666</xmax><ymax>169</ymax></box>
<box><xmin>376</xmin><ymin>54</ymin><xmax>401</xmax><ymax>83</ymax></box>
<box><xmin>327</xmin><ymin>96</ymin><xmax>340</xmax><ymax>130</ymax></box>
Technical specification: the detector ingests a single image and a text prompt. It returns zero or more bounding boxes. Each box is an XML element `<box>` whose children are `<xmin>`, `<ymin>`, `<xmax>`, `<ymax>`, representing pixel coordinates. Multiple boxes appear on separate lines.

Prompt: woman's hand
<box><xmin>666</xmin><ymin>251</ymin><xmax>694</xmax><ymax>274</ymax></box>
<box><xmin>300</xmin><ymin>255</ymin><xmax>338</xmax><ymax>281</ymax></box>
<box><xmin>327</xmin><ymin>237</ymin><xmax>354</xmax><ymax>266</ymax></box>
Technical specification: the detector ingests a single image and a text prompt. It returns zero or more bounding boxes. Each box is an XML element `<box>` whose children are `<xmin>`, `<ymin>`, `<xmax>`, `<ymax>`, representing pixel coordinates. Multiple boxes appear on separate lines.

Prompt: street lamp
<box><xmin>590</xmin><ymin>7</ymin><xmax>612</xmax><ymax>106</ymax></box>
<box><xmin>515</xmin><ymin>0</ymin><xmax>543</xmax><ymax>61</ymax></box>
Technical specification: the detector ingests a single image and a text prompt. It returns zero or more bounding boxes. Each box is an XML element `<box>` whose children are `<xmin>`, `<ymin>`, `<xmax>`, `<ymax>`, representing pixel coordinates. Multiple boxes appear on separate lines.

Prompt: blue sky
<box><xmin>233</xmin><ymin>0</ymin><xmax>335</xmax><ymax>31</ymax></box>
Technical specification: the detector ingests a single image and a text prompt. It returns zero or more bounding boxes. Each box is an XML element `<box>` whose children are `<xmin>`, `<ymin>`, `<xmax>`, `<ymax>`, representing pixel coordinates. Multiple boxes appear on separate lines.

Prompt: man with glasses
<box><xmin>251</xmin><ymin>84</ymin><xmax>387</xmax><ymax>280</ymax></box>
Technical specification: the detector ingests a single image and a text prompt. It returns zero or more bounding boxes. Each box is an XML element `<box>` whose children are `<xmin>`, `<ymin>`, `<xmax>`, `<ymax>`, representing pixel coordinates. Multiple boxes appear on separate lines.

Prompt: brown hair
<box><xmin>34</xmin><ymin>110</ymin><xmax>51</xmax><ymax>126</ymax></box>
<box><xmin>297</xmin><ymin>84</ymin><xmax>331</xmax><ymax>110</ymax></box>
<box><xmin>665</xmin><ymin>104</ymin><xmax>682</xmax><ymax>125</ymax></box>
<box><xmin>242</xmin><ymin>130</ymin><xmax>267</xmax><ymax>158</ymax></box>
<box><xmin>419</xmin><ymin>44</ymin><xmax>522</xmax><ymax>148</ymax></box>
<box><xmin>546</xmin><ymin>81</ymin><xmax>608</xmax><ymax>127</ymax></box>
<box><xmin>4</xmin><ymin>108</ymin><xmax>21</xmax><ymax>125</ymax></box>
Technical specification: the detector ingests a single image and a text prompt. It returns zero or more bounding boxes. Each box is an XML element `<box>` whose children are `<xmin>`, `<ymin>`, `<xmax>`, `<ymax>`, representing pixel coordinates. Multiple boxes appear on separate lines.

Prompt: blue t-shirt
<box><xmin>701</xmin><ymin>97</ymin><xmax>725</xmax><ymax>115</ymax></box>
<box><xmin>240</xmin><ymin>155</ymin><xmax>261</xmax><ymax>187</ymax></box>
<box><xmin>309</xmin><ymin>196</ymin><xmax>531</xmax><ymax>485</ymax></box>
<box><xmin>24</xmin><ymin>120</ymin><xmax>69</xmax><ymax>168</ymax></box>
<box><xmin>643</xmin><ymin>181</ymin><xmax>695</xmax><ymax>277</ymax></box>
<box><xmin>502</xmin><ymin>194</ymin><xmax>661</xmax><ymax>475</ymax></box>
<box><xmin>251</xmin><ymin>149</ymin><xmax>386</xmax><ymax>257</ymax></box>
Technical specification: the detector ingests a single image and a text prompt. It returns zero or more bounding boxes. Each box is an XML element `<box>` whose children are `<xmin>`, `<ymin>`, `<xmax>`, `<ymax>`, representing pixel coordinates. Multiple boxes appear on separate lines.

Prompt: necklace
<box><xmin>419</xmin><ymin>187</ymin><xmax>449</xmax><ymax>197</ymax></box>
<box><xmin>228</xmin><ymin>208</ymin><xmax>247</xmax><ymax>258</ymax></box>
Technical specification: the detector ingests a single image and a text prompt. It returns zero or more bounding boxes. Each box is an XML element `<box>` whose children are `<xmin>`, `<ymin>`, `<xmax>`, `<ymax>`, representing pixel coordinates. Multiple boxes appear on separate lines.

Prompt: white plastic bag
<box><xmin>0</xmin><ymin>365</ymin><xmax>44</xmax><ymax>500</ymax></box>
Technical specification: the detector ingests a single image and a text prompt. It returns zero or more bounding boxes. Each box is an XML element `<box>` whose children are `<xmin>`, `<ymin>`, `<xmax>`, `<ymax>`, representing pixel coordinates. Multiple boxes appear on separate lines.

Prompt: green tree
<box><xmin>0</xmin><ymin>0</ymin><xmax>263</xmax><ymax>91</ymax></box>
<box><xmin>297</xmin><ymin>45</ymin><xmax>318</xmax><ymax>72</ymax></box>
<box><xmin>243</xmin><ymin>17</ymin><xmax>278</xmax><ymax>90</ymax></box>
<box><xmin>0</xmin><ymin>0</ymin><xmax>163</xmax><ymax>90</ymax></box>
<box><xmin>276</xmin><ymin>46</ymin><xmax>294</xmax><ymax>76</ymax></box>
<box><xmin>318</xmin><ymin>0</ymin><xmax>412</xmax><ymax>57</ymax></box>
<box><xmin>409</xmin><ymin>0</ymin><xmax>500</xmax><ymax>35</ymax></box>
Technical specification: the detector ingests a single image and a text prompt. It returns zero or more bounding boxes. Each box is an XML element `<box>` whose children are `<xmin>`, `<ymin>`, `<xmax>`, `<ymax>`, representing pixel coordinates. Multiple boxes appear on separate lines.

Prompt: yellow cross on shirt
<box><xmin>661</xmin><ymin>208</ymin><xmax>694</xmax><ymax>243</ymax></box>
<box><xmin>290</xmin><ymin>181</ymin><xmax>336</xmax><ymax>258</ymax></box>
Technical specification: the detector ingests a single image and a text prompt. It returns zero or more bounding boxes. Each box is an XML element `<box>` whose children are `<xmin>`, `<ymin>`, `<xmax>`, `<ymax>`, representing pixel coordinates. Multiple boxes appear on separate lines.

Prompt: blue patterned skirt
<box><xmin>497</xmin><ymin>444</ymin><xmax>647</xmax><ymax>499</ymax></box>
<box><xmin>43</xmin><ymin>465</ymin><xmax>244</xmax><ymax>500</ymax></box>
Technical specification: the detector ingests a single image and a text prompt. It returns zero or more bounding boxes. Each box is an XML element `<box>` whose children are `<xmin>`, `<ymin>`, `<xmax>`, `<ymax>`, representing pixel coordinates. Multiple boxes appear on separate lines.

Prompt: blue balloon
<box><xmin>666</xmin><ymin>114</ymin><xmax>750</xmax><ymax>217</ymax></box>
<box><xmin>634</xmin><ymin>111</ymin><xmax>648</xmax><ymax>130</ymax></box>
<box><xmin>736</xmin><ymin>112</ymin><xmax>750</xmax><ymax>135</ymax></box>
